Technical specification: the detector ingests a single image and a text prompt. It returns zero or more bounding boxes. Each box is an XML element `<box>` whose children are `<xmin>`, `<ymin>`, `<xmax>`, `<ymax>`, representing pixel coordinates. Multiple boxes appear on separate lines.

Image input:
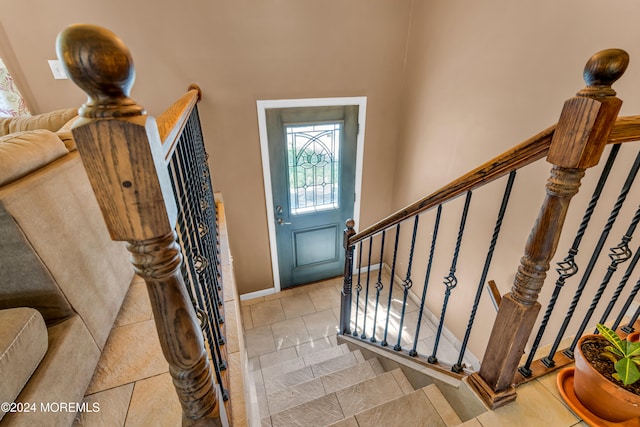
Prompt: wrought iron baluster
<box><xmin>382</xmin><ymin>224</ymin><xmax>401</xmax><ymax>347</ymax></box>
<box><xmin>410</xmin><ymin>205</ymin><xmax>442</xmax><ymax>357</ymax></box>
<box><xmin>370</xmin><ymin>230</ymin><xmax>386</xmax><ymax>343</ymax></box>
<box><xmin>353</xmin><ymin>241</ymin><xmax>364</xmax><ymax>337</ymax></box>
<box><xmin>429</xmin><ymin>192</ymin><xmax>472</xmax><ymax>364</ymax></box>
<box><xmin>559</xmin><ymin>149</ymin><xmax>640</xmax><ymax>359</ymax></box>
<box><xmin>361</xmin><ymin>237</ymin><xmax>374</xmax><ymax>340</ymax></box>
<box><xmin>395</xmin><ymin>216</ymin><xmax>419</xmax><ymax>351</ymax></box>
<box><xmin>614</xmin><ymin>269</ymin><xmax>640</xmax><ymax>332</ymax></box>
<box><xmin>454</xmin><ymin>171</ymin><xmax>516</xmax><ymax>373</ymax></box>
<box><xmin>570</xmin><ymin>204</ymin><xmax>640</xmax><ymax>339</ymax></box>
<box><xmin>600</xmin><ymin>244</ymin><xmax>640</xmax><ymax>328</ymax></box>
<box><xmin>517</xmin><ymin>145</ymin><xmax>621</xmax><ymax>374</ymax></box>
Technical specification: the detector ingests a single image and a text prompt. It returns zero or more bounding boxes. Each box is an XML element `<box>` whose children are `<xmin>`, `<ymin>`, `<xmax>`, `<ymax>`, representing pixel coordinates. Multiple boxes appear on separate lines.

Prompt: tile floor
<box><xmin>72</xmin><ymin>270</ymin><xmax>589</xmax><ymax>427</ymax></box>
<box><xmin>242</xmin><ymin>276</ymin><xmax>590</xmax><ymax>427</ymax></box>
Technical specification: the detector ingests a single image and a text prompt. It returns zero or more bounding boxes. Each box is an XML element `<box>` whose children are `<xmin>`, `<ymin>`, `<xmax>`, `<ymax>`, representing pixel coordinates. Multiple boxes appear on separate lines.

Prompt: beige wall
<box><xmin>1</xmin><ymin>1</ymin><xmax>411</xmax><ymax>294</ymax></box>
<box><xmin>392</xmin><ymin>0</ymin><xmax>640</xmax><ymax>358</ymax></box>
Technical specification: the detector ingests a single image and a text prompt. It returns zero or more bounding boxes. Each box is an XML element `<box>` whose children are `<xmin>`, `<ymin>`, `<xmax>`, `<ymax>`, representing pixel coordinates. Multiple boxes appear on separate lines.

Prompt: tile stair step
<box><xmin>265</xmin><ymin>351</ymin><xmax>377</xmax><ymax>396</ymax></box>
<box><xmin>263</xmin><ymin>368</ymin><xmax>414</xmax><ymax>427</ymax></box>
<box><xmin>265</xmin><ymin>358</ymin><xmax>380</xmax><ymax>415</ymax></box>
<box><xmin>261</xmin><ymin>344</ymin><xmax>350</xmax><ymax>381</ymax></box>
<box><xmin>327</xmin><ymin>386</ymin><xmax>450</xmax><ymax>427</ymax></box>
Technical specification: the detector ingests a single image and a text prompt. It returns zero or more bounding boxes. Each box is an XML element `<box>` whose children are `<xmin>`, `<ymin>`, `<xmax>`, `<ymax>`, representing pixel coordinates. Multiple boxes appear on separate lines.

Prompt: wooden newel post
<box><xmin>56</xmin><ymin>25</ymin><xmax>221</xmax><ymax>426</ymax></box>
<box><xmin>340</xmin><ymin>219</ymin><xmax>356</xmax><ymax>334</ymax></box>
<box><xmin>468</xmin><ymin>49</ymin><xmax>629</xmax><ymax>409</ymax></box>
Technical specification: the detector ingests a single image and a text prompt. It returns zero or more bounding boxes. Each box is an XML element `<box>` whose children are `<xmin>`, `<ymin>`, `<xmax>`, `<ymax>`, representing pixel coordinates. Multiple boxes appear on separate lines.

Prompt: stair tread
<box><xmin>422</xmin><ymin>384</ymin><xmax>464</xmax><ymax>427</ymax></box>
<box><xmin>265</xmin><ymin>368</ymin><xmax>413</xmax><ymax>425</ymax></box>
<box><xmin>334</xmin><ymin>369</ymin><xmax>409</xmax><ymax>418</ymax></box>
<box><xmin>265</xmin><ymin>358</ymin><xmax>380</xmax><ymax>415</ymax></box>
<box><xmin>264</xmin><ymin>348</ymin><xmax>364</xmax><ymax>394</ymax></box>
<box><xmin>261</xmin><ymin>344</ymin><xmax>350</xmax><ymax>380</ymax></box>
<box><xmin>331</xmin><ymin>388</ymin><xmax>448</xmax><ymax>427</ymax></box>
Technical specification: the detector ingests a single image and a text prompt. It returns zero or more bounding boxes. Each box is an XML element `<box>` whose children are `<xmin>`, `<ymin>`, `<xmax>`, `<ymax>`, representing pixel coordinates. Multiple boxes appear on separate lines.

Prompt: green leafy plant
<box><xmin>596</xmin><ymin>323</ymin><xmax>640</xmax><ymax>386</ymax></box>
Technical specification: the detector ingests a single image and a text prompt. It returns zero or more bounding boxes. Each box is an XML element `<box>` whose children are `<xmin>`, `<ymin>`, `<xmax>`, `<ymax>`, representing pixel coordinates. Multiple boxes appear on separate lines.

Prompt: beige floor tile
<box><xmin>280</xmin><ymin>293</ymin><xmax>317</xmax><ymax>319</ymax></box>
<box><xmin>270</xmin><ymin>317</ymin><xmax>313</xmax><ymax>350</ymax></box>
<box><xmin>475</xmin><ymin>380</ymin><xmax>579</xmax><ymax>427</ymax></box>
<box><xmin>327</xmin><ymin>416</ymin><xmax>359</xmax><ymax>427</ymax></box>
<box><xmin>241</xmin><ymin>305</ymin><xmax>254</xmax><ymax>330</ymax></box>
<box><xmin>264</xmin><ymin>366</ymin><xmax>314</xmax><ymax>395</ymax></box>
<box><xmin>335</xmin><ymin>371</ymin><xmax>404</xmax><ymax>417</ymax></box>
<box><xmin>267</xmin><ymin>377</ymin><xmax>326</xmax><ymax>414</ymax></box>
<box><xmin>422</xmin><ymin>385</ymin><xmax>463</xmax><ymax>427</ymax></box>
<box><xmin>251</xmin><ymin>299</ymin><xmax>286</xmax><ymax>326</ymax></box>
<box><xmin>114</xmin><ymin>280</ymin><xmax>153</xmax><ymax>327</ymax></box>
<box><xmin>321</xmin><ymin>360</ymin><xmax>376</xmax><ymax>394</ymax></box>
<box><xmin>124</xmin><ymin>373</ymin><xmax>182</xmax><ymax>427</ymax></box>
<box><xmin>309</xmin><ymin>287</ymin><xmax>341</xmax><ymax>311</ymax></box>
<box><xmin>270</xmin><ymin>393</ymin><xmax>344</xmax><ymax>427</ymax></box>
<box><xmin>86</xmin><ymin>319</ymin><xmax>168</xmax><ymax>394</ymax></box>
<box><xmin>73</xmin><ymin>383</ymin><xmax>134</xmax><ymax>427</ymax></box>
<box><xmin>354</xmin><ymin>389</ymin><xmax>446</xmax><ymax>427</ymax></box>
<box><xmin>303</xmin><ymin>309</ymin><xmax>338</xmax><ymax>340</ymax></box>
<box><xmin>259</xmin><ymin>346</ymin><xmax>299</xmax><ymax>369</ymax></box>
<box><xmin>241</xmin><ymin>296</ymin><xmax>265</xmax><ymax>306</ymax></box>
<box><xmin>295</xmin><ymin>335</ymin><xmax>337</xmax><ymax>357</ymax></box>
<box><xmin>245</xmin><ymin>325</ymin><xmax>276</xmax><ymax>358</ymax></box>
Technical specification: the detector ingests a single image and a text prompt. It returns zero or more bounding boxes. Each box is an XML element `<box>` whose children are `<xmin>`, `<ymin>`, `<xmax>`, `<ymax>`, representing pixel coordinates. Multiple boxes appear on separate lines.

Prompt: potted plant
<box><xmin>572</xmin><ymin>323</ymin><xmax>640</xmax><ymax>423</ymax></box>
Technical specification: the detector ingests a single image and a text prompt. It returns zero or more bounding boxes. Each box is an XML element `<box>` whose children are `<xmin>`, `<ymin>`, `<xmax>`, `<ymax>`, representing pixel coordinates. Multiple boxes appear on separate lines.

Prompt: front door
<box><xmin>266</xmin><ymin>106</ymin><xmax>358</xmax><ymax>288</ymax></box>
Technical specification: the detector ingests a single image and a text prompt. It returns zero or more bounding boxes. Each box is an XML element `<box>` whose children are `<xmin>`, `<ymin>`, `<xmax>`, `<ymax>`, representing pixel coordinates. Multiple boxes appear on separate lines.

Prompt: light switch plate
<box><xmin>48</xmin><ymin>59</ymin><xmax>68</xmax><ymax>79</ymax></box>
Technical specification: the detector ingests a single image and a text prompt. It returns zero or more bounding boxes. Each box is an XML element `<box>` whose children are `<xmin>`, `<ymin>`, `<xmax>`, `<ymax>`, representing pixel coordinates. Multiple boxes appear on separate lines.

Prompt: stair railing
<box><xmin>340</xmin><ymin>48</ymin><xmax>640</xmax><ymax>408</ymax></box>
<box><xmin>57</xmin><ymin>25</ymin><xmax>225</xmax><ymax>426</ymax></box>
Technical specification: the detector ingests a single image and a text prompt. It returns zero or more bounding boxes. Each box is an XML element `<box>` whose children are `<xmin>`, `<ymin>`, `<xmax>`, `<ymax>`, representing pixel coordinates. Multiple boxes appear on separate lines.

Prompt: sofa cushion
<box><xmin>0</xmin><ymin>307</ymin><xmax>48</xmax><ymax>422</ymax></box>
<box><xmin>0</xmin><ymin>201</ymin><xmax>74</xmax><ymax>324</ymax></box>
<box><xmin>1</xmin><ymin>315</ymin><xmax>100</xmax><ymax>427</ymax></box>
<box><xmin>0</xmin><ymin>129</ymin><xmax>69</xmax><ymax>186</ymax></box>
<box><xmin>55</xmin><ymin>115</ymin><xmax>79</xmax><ymax>151</ymax></box>
<box><xmin>0</xmin><ymin>108</ymin><xmax>77</xmax><ymax>137</ymax></box>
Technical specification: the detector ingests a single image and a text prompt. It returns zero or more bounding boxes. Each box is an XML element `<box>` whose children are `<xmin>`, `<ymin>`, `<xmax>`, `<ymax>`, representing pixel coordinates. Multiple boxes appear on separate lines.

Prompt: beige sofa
<box><xmin>0</xmin><ymin>109</ymin><xmax>134</xmax><ymax>426</ymax></box>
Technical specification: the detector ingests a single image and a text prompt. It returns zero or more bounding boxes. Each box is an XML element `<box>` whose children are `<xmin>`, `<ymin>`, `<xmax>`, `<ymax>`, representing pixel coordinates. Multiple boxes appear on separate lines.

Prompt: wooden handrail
<box><xmin>158</xmin><ymin>84</ymin><xmax>202</xmax><ymax>162</ymax></box>
<box><xmin>350</xmin><ymin>114</ymin><xmax>640</xmax><ymax>246</ymax></box>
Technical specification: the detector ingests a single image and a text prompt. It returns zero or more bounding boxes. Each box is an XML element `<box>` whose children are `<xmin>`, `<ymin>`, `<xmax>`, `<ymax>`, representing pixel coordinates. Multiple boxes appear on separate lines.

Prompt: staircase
<box><xmin>252</xmin><ymin>343</ymin><xmax>466</xmax><ymax>427</ymax></box>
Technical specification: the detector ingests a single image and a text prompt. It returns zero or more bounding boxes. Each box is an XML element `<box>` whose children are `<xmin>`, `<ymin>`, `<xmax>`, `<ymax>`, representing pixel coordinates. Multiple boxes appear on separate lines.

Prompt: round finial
<box><xmin>346</xmin><ymin>219</ymin><xmax>355</xmax><ymax>229</ymax></box>
<box><xmin>579</xmin><ymin>48</ymin><xmax>629</xmax><ymax>97</ymax></box>
<box><xmin>56</xmin><ymin>24</ymin><xmax>145</xmax><ymax>118</ymax></box>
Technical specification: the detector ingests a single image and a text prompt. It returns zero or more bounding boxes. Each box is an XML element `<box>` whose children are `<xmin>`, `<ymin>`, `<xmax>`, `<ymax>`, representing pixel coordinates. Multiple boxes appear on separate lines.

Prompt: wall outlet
<box><xmin>48</xmin><ymin>59</ymin><xmax>68</xmax><ymax>80</ymax></box>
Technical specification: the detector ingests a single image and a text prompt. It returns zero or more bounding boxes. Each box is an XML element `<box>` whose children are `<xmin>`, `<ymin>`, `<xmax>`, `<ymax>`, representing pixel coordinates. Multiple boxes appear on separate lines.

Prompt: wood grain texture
<box><xmin>471</xmin><ymin>48</ymin><xmax>628</xmax><ymax>409</ymax></box>
<box><xmin>58</xmin><ymin>24</ymin><xmax>222</xmax><ymax>425</ymax></box>
<box><xmin>128</xmin><ymin>233</ymin><xmax>221</xmax><ymax>425</ymax></box>
<box><xmin>158</xmin><ymin>87</ymin><xmax>200</xmax><ymax>161</ymax></box>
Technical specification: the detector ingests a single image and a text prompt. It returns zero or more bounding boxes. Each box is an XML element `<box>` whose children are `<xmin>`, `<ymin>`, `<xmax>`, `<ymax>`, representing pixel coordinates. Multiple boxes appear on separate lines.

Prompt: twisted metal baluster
<box><xmin>600</xmin><ymin>244</ymin><xmax>640</xmax><ymax>328</ymax></box>
<box><xmin>395</xmin><ymin>216</ymin><xmax>420</xmax><ymax>351</ymax></box>
<box><xmin>361</xmin><ymin>237</ymin><xmax>374</xmax><ymax>339</ymax></box>
<box><xmin>560</xmin><ymin>150</ymin><xmax>640</xmax><ymax>359</ymax></box>
<box><xmin>382</xmin><ymin>224</ymin><xmax>401</xmax><ymax>347</ymax></box>
<box><xmin>410</xmin><ymin>205</ymin><xmax>442</xmax><ymax>357</ymax></box>
<box><xmin>429</xmin><ymin>192</ymin><xmax>472</xmax><ymax>364</ymax></box>
<box><xmin>516</xmin><ymin>145</ymin><xmax>620</xmax><ymax>373</ymax></box>
<box><xmin>454</xmin><ymin>171</ymin><xmax>516</xmax><ymax>373</ymax></box>
<box><xmin>614</xmin><ymin>265</ymin><xmax>640</xmax><ymax>331</ymax></box>
<box><xmin>353</xmin><ymin>241</ymin><xmax>364</xmax><ymax>337</ymax></box>
<box><xmin>370</xmin><ymin>230</ymin><xmax>386</xmax><ymax>343</ymax></box>
<box><xmin>570</xmin><ymin>204</ymin><xmax>640</xmax><ymax>340</ymax></box>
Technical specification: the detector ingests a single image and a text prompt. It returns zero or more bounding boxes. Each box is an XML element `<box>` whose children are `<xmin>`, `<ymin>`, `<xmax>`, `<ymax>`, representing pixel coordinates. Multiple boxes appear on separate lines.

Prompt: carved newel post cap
<box><xmin>579</xmin><ymin>48</ymin><xmax>629</xmax><ymax>97</ymax></box>
<box><xmin>345</xmin><ymin>218</ymin><xmax>355</xmax><ymax>229</ymax></box>
<box><xmin>56</xmin><ymin>24</ymin><xmax>145</xmax><ymax>118</ymax></box>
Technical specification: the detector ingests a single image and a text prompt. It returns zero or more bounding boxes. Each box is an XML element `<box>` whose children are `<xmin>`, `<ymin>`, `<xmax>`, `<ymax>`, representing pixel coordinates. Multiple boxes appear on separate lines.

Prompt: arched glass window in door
<box><xmin>286</xmin><ymin>122</ymin><xmax>342</xmax><ymax>215</ymax></box>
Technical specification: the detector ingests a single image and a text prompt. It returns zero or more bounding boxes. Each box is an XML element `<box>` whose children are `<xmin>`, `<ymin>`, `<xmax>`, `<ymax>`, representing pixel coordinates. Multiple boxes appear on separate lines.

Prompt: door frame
<box><xmin>255</xmin><ymin>97</ymin><xmax>367</xmax><ymax>296</ymax></box>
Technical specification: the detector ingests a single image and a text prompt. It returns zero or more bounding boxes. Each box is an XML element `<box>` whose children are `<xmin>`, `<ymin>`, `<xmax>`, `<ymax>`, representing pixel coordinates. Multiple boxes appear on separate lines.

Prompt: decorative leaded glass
<box><xmin>286</xmin><ymin>122</ymin><xmax>342</xmax><ymax>215</ymax></box>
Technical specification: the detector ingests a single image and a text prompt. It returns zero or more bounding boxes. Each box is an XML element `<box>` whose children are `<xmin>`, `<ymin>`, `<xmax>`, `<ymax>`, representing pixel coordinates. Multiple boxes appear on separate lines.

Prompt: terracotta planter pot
<box><xmin>574</xmin><ymin>334</ymin><xmax>640</xmax><ymax>423</ymax></box>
